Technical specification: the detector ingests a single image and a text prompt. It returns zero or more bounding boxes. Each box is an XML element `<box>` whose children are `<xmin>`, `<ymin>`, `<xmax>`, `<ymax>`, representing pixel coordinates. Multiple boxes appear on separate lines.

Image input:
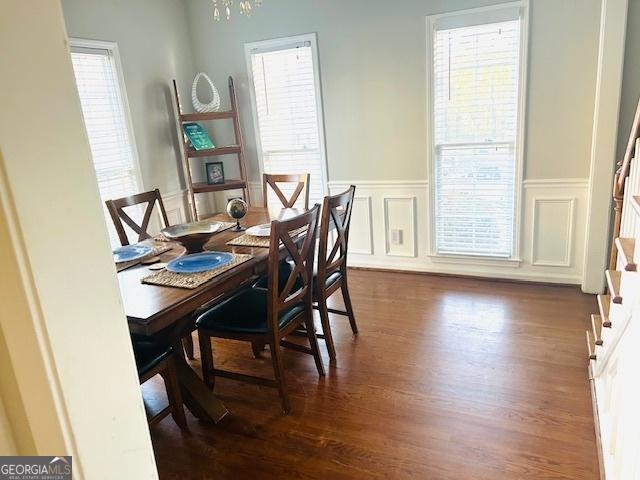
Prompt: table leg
<box><xmin>174</xmin><ymin>360</ymin><xmax>228</xmax><ymax>423</ymax></box>
<box><xmin>168</xmin><ymin>320</ymin><xmax>228</xmax><ymax>424</ymax></box>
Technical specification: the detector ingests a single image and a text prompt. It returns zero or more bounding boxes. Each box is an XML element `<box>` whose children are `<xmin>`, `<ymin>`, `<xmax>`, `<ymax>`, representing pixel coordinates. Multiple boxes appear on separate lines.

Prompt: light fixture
<box><xmin>212</xmin><ymin>0</ymin><xmax>263</xmax><ymax>21</ymax></box>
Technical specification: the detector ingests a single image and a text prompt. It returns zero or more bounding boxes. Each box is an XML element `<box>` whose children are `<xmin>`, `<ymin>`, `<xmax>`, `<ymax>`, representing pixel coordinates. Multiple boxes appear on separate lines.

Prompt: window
<box><xmin>428</xmin><ymin>3</ymin><xmax>527</xmax><ymax>258</ymax></box>
<box><xmin>246</xmin><ymin>34</ymin><xmax>327</xmax><ymax>207</ymax></box>
<box><xmin>70</xmin><ymin>40</ymin><xmax>142</xmax><ymax>247</ymax></box>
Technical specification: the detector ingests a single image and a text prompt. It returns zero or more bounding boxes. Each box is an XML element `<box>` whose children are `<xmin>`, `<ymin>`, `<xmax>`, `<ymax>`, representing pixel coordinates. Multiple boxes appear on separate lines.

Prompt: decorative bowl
<box><xmin>161</xmin><ymin>221</ymin><xmax>222</xmax><ymax>253</ymax></box>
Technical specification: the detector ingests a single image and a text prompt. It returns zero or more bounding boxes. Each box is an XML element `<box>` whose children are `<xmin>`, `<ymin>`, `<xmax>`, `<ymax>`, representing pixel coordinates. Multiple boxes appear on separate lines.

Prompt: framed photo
<box><xmin>205</xmin><ymin>161</ymin><xmax>225</xmax><ymax>185</ymax></box>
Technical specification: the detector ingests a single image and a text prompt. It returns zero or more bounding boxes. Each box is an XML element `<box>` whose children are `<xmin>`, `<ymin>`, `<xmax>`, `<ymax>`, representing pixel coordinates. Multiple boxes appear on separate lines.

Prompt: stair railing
<box><xmin>610</xmin><ymin>99</ymin><xmax>640</xmax><ymax>269</ymax></box>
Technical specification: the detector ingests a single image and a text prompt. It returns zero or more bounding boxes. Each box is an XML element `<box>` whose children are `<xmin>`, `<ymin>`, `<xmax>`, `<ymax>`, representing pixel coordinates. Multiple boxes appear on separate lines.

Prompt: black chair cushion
<box><xmin>196</xmin><ymin>286</ymin><xmax>305</xmax><ymax>334</ymax></box>
<box><xmin>316</xmin><ymin>270</ymin><xmax>342</xmax><ymax>290</ymax></box>
<box><xmin>132</xmin><ymin>340</ymin><xmax>172</xmax><ymax>378</ymax></box>
<box><xmin>254</xmin><ymin>260</ymin><xmax>342</xmax><ymax>293</ymax></box>
<box><xmin>252</xmin><ymin>259</ymin><xmax>298</xmax><ymax>292</ymax></box>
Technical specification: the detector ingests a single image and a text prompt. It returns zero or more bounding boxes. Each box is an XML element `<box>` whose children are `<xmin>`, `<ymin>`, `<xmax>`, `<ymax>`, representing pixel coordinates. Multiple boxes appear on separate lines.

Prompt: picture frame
<box><xmin>205</xmin><ymin>161</ymin><xmax>225</xmax><ymax>185</ymax></box>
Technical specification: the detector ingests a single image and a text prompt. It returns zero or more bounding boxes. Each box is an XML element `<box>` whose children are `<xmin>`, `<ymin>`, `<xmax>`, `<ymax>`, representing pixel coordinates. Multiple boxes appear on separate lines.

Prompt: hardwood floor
<box><xmin>145</xmin><ymin>269</ymin><xmax>600</xmax><ymax>479</ymax></box>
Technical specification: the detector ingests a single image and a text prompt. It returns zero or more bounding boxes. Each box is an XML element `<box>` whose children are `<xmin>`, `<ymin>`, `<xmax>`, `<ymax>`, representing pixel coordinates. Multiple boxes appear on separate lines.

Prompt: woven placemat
<box><xmin>226</xmin><ymin>234</ymin><xmax>271</xmax><ymax>248</ymax></box>
<box><xmin>116</xmin><ymin>244</ymin><xmax>173</xmax><ymax>273</ymax></box>
<box><xmin>153</xmin><ymin>221</ymin><xmax>237</xmax><ymax>243</ymax></box>
<box><xmin>140</xmin><ymin>253</ymin><xmax>253</xmax><ymax>289</ymax></box>
<box><xmin>226</xmin><ymin>226</ymin><xmax>308</xmax><ymax>248</ymax></box>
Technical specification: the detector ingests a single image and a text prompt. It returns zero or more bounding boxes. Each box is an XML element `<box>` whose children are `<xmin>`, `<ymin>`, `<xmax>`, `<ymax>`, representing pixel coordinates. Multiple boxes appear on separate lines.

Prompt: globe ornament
<box><xmin>226</xmin><ymin>198</ymin><xmax>247</xmax><ymax>231</ymax></box>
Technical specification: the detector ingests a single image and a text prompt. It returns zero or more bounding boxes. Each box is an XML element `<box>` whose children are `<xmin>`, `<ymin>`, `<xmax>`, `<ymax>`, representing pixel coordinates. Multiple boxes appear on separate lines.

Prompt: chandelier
<box><xmin>212</xmin><ymin>0</ymin><xmax>263</xmax><ymax>21</ymax></box>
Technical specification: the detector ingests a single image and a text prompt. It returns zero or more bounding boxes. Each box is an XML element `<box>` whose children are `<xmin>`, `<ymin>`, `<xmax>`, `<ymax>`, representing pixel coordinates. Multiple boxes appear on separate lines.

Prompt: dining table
<box><xmin>118</xmin><ymin>206</ymin><xmax>304</xmax><ymax>423</ymax></box>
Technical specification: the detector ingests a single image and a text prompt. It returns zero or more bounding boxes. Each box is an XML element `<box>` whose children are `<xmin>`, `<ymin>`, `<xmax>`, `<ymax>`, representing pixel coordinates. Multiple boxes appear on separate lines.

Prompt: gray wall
<box><xmin>61</xmin><ymin>0</ymin><xmax>197</xmax><ymax>195</ymax></box>
<box><xmin>185</xmin><ymin>0</ymin><xmax>601</xmax><ymax>182</ymax></box>
<box><xmin>61</xmin><ymin>0</ymin><xmax>605</xmax><ymax>188</ymax></box>
<box><xmin>617</xmin><ymin>0</ymin><xmax>640</xmax><ymax>163</ymax></box>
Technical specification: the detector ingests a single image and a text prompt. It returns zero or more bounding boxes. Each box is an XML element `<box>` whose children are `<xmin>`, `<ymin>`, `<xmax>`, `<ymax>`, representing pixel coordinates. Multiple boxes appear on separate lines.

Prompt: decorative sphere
<box><xmin>226</xmin><ymin>198</ymin><xmax>247</xmax><ymax>220</ymax></box>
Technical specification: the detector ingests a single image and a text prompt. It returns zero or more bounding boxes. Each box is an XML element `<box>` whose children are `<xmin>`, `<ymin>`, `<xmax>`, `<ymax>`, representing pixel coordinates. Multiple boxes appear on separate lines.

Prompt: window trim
<box><xmin>68</xmin><ymin>38</ymin><xmax>144</xmax><ymax>195</ymax></box>
<box><xmin>425</xmin><ymin>1</ymin><xmax>529</xmax><ymax>263</ymax></box>
<box><xmin>244</xmin><ymin>33</ymin><xmax>329</xmax><ymax>199</ymax></box>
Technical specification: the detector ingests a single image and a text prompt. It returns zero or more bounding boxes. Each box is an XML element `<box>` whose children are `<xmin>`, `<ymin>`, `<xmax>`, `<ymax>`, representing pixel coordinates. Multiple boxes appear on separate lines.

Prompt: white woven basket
<box><xmin>191</xmin><ymin>72</ymin><xmax>221</xmax><ymax>113</ymax></box>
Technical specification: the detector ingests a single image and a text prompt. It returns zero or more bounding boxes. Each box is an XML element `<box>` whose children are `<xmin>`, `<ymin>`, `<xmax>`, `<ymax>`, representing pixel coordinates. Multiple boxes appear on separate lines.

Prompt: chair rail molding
<box><xmin>329</xmin><ymin>178</ymin><xmax>589</xmax><ymax>284</ymax></box>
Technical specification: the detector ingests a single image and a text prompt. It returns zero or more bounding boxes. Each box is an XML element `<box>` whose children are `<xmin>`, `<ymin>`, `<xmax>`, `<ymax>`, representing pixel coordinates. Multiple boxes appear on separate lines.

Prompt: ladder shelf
<box><xmin>172</xmin><ymin>76</ymin><xmax>250</xmax><ymax>221</ymax></box>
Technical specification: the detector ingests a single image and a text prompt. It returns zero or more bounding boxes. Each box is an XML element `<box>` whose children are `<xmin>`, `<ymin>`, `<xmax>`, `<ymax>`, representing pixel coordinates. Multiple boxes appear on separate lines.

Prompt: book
<box><xmin>183</xmin><ymin>122</ymin><xmax>214</xmax><ymax>150</ymax></box>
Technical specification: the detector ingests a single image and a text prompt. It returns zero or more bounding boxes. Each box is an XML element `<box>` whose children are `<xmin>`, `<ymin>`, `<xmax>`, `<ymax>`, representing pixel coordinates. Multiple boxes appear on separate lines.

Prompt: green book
<box><xmin>183</xmin><ymin>123</ymin><xmax>214</xmax><ymax>150</ymax></box>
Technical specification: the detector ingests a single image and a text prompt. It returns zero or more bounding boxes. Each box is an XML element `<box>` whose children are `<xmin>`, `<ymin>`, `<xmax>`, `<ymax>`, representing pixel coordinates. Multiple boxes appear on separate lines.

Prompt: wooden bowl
<box><xmin>161</xmin><ymin>221</ymin><xmax>222</xmax><ymax>253</ymax></box>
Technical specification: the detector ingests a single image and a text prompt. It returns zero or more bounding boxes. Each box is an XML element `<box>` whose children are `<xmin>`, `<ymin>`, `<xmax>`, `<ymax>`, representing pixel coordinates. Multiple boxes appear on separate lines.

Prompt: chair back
<box><xmin>317</xmin><ymin>186</ymin><xmax>356</xmax><ymax>290</ymax></box>
<box><xmin>105</xmin><ymin>189</ymin><xmax>169</xmax><ymax>246</ymax></box>
<box><xmin>262</xmin><ymin>173</ymin><xmax>310</xmax><ymax>210</ymax></box>
<box><xmin>266</xmin><ymin>204</ymin><xmax>320</xmax><ymax>334</ymax></box>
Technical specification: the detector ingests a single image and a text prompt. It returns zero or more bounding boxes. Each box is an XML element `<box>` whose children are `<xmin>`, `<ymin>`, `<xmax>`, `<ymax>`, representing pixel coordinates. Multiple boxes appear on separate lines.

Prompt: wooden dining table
<box><xmin>119</xmin><ymin>206</ymin><xmax>303</xmax><ymax>423</ymax></box>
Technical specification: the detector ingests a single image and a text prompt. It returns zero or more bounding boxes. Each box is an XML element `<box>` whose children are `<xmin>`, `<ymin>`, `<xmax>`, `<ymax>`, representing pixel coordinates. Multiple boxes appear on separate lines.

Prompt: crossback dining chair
<box><xmin>106</xmin><ymin>189</ymin><xmax>195</xmax><ymax>360</ymax></box>
<box><xmin>132</xmin><ymin>339</ymin><xmax>187</xmax><ymax>429</ymax></box>
<box><xmin>262</xmin><ymin>173</ymin><xmax>310</xmax><ymax>210</ymax></box>
<box><xmin>314</xmin><ymin>185</ymin><xmax>358</xmax><ymax>362</ymax></box>
<box><xmin>105</xmin><ymin>188</ymin><xmax>170</xmax><ymax>246</ymax></box>
<box><xmin>196</xmin><ymin>205</ymin><xmax>324</xmax><ymax>413</ymax></box>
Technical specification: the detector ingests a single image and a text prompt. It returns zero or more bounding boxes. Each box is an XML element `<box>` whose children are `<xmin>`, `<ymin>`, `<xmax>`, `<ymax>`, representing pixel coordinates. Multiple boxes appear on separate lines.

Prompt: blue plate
<box><xmin>166</xmin><ymin>252</ymin><xmax>234</xmax><ymax>273</ymax></box>
<box><xmin>113</xmin><ymin>244</ymin><xmax>153</xmax><ymax>263</ymax></box>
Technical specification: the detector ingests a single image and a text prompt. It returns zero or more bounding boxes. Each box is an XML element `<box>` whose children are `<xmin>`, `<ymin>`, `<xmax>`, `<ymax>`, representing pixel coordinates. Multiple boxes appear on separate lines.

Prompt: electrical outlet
<box><xmin>391</xmin><ymin>229</ymin><xmax>403</xmax><ymax>245</ymax></box>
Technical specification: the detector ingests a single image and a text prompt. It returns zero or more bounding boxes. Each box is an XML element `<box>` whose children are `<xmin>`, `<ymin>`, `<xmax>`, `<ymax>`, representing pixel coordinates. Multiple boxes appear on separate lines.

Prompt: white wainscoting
<box><xmin>328</xmin><ymin>178</ymin><xmax>589</xmax><ymax>284</ymax></box>
<box><xmin>383</xmin><ymin>196</ymin><xmax>417</xmax><ymax>257</ymax></box>
<box><xmin>248</xmin><ymin>181</ymin><xmax>263</xmax><ymax>207</ymax></box>
<box><xmin>163</xmin><ymin>190</ymin><xmax>190</xmax><ymax>225</ymax></box>
<box><xmin>148</xmin><ymin>190</ymin><xmax>189</xmax><ymax>235</ymax></box>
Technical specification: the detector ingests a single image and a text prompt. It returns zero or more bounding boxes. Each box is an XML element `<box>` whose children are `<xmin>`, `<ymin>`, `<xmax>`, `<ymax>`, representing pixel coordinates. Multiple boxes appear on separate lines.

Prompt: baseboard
<box><xmin>588</xmin><ymin>363</ymin><xmax>606</xmax><ymax>480</ymax></box>
<box><xmin>347</xmin><ymin>258</ymin><xmax>583</xmax><ymax>285</ymax></box>
<box><xmin>348</xmin><ymin>265</ymin><xmax>581</xmax><ymax>288</ymax></box>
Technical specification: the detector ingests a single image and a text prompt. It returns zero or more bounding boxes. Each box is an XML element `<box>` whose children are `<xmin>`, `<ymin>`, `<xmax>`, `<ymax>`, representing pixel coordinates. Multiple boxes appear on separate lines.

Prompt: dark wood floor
<box><xmin>146</xmin><ymin>269</ymin><xmax>600</xmax><ymax>479</ymax></box>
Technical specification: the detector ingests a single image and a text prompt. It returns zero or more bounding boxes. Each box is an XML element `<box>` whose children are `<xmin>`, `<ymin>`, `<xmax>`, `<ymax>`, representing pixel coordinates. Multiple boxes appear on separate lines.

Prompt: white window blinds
<box><xmin>431</xmin><ymin>9</ymin><xmax>523</xmax><ymax>258</ymax></box>
<box><xmin>249</xmin><ymin>40</ymin><xmax>325</xmax><ymax>207</ymax></box>
<box><xmin>71</xmin><ymin>45</ymin><xmax>141</xmax><ymax>247</ymax></box>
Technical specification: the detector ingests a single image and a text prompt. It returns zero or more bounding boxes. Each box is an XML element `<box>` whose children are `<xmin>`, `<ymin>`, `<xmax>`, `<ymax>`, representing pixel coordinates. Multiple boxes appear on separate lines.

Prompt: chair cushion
<box><xmin>315</xmin><ymin>270</ymin><xmax>342</xmax><ymax>290</ymax></box>
<box><xmin>255</xmin><ymin>260</ymin><xmax>342</xmax><ymax>293</ymax></box>
<box><xmin>252</xmin><ymin>259</ymin><xmax>298</xmax><ymax>292</ymax></box>
<box><xmin>132</xmin><ymin>340</ymin><xmax>172</xmax><ymax>378</ymax></box>
<box><xmin>196</xmin><ymin>286</ymin><xmax>305</xmax><ymax>334</ymax></box>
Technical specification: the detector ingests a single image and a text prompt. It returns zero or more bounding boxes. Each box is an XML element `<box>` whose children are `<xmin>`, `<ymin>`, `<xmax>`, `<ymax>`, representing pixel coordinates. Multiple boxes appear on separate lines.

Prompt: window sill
<box><xmin>428</xmin><ymin>253</ymin><xmax>522</xmax><ymax>268</ymax></box>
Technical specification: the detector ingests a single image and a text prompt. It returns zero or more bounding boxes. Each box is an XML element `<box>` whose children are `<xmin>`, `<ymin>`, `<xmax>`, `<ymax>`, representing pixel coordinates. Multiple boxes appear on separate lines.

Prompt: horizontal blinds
<box><xmin>432</xmin><ymin>17</ymin><xmax>521</xmax><ymax>257</ymax></box>
<box><xmin>250</xmin><ymin>44</ymin><xmax>324</xmax><ymax>207</ymax></box>
<box><xmin>71</xmin><ymin>47</ymin><xmax>141</xmax><ymax>247</ymax></box>
<box><xmin>435</xmin><ymin>144</ymin><xmax>515</xmax><ymax>256</ymax></box>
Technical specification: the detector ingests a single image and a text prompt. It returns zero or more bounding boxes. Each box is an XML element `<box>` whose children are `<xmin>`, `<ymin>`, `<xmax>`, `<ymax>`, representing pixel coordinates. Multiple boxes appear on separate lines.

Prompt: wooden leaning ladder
<box><xmin>172</xmin><ymin>76</ymin><xmax>251</xmax><ymax>221</ymax></box>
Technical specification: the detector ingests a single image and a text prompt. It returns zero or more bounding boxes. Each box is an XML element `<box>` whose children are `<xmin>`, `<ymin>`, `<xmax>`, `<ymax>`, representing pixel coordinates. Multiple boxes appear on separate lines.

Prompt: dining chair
<box><xmin>196</xmin><ymin>205</ymin><xmax>324</xmax><ymax>413</ymax></box>
<box><xmin>313</xmin><ymin>185</ymin><xmax>358</xmax><ymax>362</ymax></box>
<box><xmin>105</xmin><ymin>188</ymin><xmax>170</xmax><ymax>246</ymax></box>
<box><xmin>106</xmin><ymin>189</ymin><xmax>195</xmax><ymax>360</ymax></box>
<box><xmin>132</xmin><ymin>339</ymin><xmax>187</xmax><ymax>429</ymax></box>
<box><xmin>262</xmin><ymin>173</ymin><xmax>310</xmax><ymax>210</ymax></box>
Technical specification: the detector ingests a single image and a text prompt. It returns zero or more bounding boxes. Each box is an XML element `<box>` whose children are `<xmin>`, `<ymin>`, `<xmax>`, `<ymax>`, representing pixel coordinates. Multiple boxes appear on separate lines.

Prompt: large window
<box><xmin>70</xmin><ymin>40</ymin><xmax>142</xmax><ymax>247</ymax></box>
<box><xmin>246</xmin><ymin>34</ymin><xmax>327</xmax><ymax>207</ymax></box>
<box><xmin>428</xmin><ymin>3</ymin><xmax>527</xmax><ymax>258</ymax></box>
